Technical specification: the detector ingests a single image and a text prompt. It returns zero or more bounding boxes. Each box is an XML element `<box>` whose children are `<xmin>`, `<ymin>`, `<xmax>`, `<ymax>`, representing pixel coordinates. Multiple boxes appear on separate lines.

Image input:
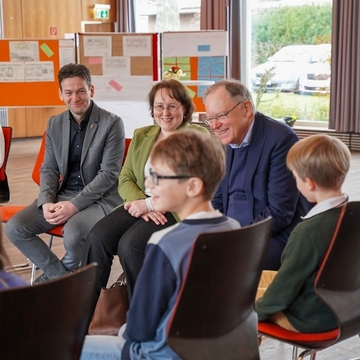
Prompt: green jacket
<box><xmin>116</xmin><ymin>123</ymin><xmax>209</xmax><ymax>211</ymax></box>
<box><xmin>255</xmin><ymin>207</ymin><xmax>341</xmax><ymax>333</ymax></box>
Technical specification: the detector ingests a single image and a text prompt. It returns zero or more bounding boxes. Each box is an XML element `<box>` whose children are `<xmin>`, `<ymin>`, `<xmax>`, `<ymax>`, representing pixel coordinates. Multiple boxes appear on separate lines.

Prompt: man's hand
<box><xmin>43</xmin><ymin>201</ymin><xmax>78</xmax><ymax>225</ymax></box>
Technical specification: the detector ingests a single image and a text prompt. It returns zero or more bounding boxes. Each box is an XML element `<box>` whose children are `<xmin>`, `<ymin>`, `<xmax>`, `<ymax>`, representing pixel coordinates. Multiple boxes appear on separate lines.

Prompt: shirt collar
<box><xmin>186</xmin><ymin>210</ymin><xmax>223</xmax><ymax>220</ymax></box>
<box><xmin>302</xmin><ymin>194</ymin><xmax>349</xmax><ymax>219</ymax></box>
<box><xmin>230</xmin><ymin>118</ymin><xmax>254</xmax><ymax>149</ymax></box>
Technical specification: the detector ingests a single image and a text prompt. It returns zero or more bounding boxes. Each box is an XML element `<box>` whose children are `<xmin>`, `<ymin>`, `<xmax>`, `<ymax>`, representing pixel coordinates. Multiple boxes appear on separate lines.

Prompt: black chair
<box><xmin>0</xmin><ymin>263</ymin><xmax>98</xmax><ymax>360</ymax></box>
<box><xmin>258</xmin><ymin>201</ymin><xmax>360</xmax><ymax>359</ymax></box>
<box><xmin>167</xmin><ymin>217</ymin><xmax>272</xmax><ymax>360</ymax></box>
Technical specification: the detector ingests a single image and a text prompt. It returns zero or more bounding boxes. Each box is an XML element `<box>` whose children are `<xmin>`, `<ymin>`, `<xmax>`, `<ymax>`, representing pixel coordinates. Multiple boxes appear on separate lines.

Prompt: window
<box><xmin>250</xmin><ymin>0</ymin><xmax>332</xmax><ymax>125</ymax></box>
<box><xmin>134</xmin><ymin>0</ymin><xmax>200</xmax><ymax>33</ymax></box>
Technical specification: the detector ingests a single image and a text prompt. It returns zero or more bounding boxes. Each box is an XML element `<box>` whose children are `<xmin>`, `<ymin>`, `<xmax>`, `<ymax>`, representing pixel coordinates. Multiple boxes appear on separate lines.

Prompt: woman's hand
<box><xmin>124</xmin><ymin>199</ymin><xmax>149</xmax><ymax>218</ymax></box>
<box><xmin>141</xmin><ymin>211</ymin><xmax>168</xmax><ymax>225</ymax></box>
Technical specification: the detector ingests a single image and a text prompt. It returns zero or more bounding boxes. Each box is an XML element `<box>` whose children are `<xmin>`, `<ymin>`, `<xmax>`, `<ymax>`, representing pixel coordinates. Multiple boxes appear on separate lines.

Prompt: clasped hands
<box><xmin>43</xmin><ymin>201</ymin><xmax>78</xmax><ymax>225</ymax></box>
<box><xmin>124</xmin><ymin>199</ymin><xmax>167</xmax><ymax>225</ymax></box>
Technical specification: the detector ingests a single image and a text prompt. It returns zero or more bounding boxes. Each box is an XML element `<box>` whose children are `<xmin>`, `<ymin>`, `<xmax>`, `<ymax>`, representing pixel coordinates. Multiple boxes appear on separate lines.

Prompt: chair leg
<box><xmin>30</xmin><ymin>263</ymin><xmax>37</xmax><ymax>285</ymax></box>
<box><xmin>292</xmin><ymin>346</ymin><xmax>298</xmax><ymax>360</ymax></box>
<box><xmin>6</xmin><ymin>257</ymin><xmax>30</xmax><ymax>271</ymax></box>
<box><xmin>298</xmin><ymin>349</ymin><xmax>317</xmax><ymax>360</ymax></box>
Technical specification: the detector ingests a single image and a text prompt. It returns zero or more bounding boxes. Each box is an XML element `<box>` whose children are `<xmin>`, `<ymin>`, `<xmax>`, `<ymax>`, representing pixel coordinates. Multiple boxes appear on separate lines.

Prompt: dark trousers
<box><xmin>82</xmin><ymin>205</ymin><xmax>177</xmax><ymax>299</ymax></box>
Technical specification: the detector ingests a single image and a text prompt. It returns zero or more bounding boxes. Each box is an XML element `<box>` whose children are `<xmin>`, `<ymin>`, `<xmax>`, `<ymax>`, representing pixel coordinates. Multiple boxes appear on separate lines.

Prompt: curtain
<box><xmin>329</xmin><ymin>0</ymin><xmax>360</xmax><ymax>132</ymax></box>
<box><xmin>116</xmin><ymin>0</ymin><xmax>135</xmax><ymax>32</ymax></box>
<box><xmin>200</xmin><ymin>0</ymin><xmax>229</xmax><ymax>30</ymax></box>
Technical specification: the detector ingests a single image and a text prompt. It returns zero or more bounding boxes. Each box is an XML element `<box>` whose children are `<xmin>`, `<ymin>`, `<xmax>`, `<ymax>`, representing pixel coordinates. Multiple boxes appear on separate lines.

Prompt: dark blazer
<box><xmin>212</xmin><ymin>111</ymin><xmax>311</xmax><ymax>247</ymax></box>
<box><xmin>38</xmin><ymin>101</ymin><xmax>125</xmax><ymax>215</ymax></box>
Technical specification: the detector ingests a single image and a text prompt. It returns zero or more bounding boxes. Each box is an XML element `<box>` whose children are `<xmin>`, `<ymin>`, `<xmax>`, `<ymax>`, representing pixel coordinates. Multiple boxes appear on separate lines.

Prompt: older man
<box><xmin>204</xmin><ymin>79</ymin><xmax>311</xmax><ymax>269</ymax></box>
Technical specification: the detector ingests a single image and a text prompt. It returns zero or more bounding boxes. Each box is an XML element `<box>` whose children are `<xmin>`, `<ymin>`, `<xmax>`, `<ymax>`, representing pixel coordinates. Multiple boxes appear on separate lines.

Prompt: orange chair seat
<box><xmin>258</xmin><ymin>322</ymin><xmax>339</xmax><ymax>348</ymax></box>
<box><xmin>0</xmin><ymin>205</ymin><xmax>63</xmax><ymax>237</ymax></box>
<box><xmin>0</xmin><ymin>205</ymin><xmax>26</xmax><ymax>222</ymax></box>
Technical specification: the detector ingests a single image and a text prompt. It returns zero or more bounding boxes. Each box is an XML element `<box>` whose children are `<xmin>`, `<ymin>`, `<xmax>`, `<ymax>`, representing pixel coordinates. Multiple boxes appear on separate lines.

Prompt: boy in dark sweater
<box><xmin>255</xmin><ymin>134</ymin><xmax>351</xmax><ymax>333</ymax></box>
<box><xmin>81</xmin><ymin>129</ymin><xmax>240</xmax><ymax>359</ymax></box>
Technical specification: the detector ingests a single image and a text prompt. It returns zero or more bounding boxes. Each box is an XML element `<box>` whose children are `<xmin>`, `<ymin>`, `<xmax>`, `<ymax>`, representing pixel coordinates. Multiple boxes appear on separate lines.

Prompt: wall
<box><xmin>1</xmin><ymin>0</ymin><xmax>116</xmax><ymax>138</ymax></box>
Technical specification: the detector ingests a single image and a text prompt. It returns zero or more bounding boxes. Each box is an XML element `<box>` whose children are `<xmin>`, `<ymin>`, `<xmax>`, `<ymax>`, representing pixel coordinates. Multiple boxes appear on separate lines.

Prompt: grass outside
<box><xmin>253</xmin><ymin>92</ymin><xmax>330</xmax><ymax>122</ymax></box>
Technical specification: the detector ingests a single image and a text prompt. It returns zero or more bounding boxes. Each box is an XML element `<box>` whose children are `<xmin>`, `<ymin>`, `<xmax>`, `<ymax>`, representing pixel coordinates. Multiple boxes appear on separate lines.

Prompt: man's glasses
<box><xmin>153</xmin><ymin>104</ymin><xmax>181</xmax><ymax>113</ymax></box>
<box><xmin>149</xmin><ymin>168</ymin><xmax>191</xmax><ymax>185</ymax></box>
<box><xmin>204</xmin><ymin>101</ymin><xmax>242</xmax><ymax>125</ymax></box>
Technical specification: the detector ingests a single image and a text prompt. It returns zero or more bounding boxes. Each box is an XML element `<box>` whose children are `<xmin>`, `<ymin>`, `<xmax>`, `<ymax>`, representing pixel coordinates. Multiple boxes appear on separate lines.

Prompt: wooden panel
<box><xmin>8</xmin><ymin>107</ymin><xmax>67</xmax><ymax>139</ymax></box>
<box><xmin>81</xmin><ymin>0</ymin><xmax>116</xmax><ymax>23</ymax></box>
<box><xmin>25</xmin><ymin>107</ymin><xmax>67</xmax><ymax>137</ymax></box>
<box><xmin>84</xmin><ymin>23</ymin><xmax>115</xmax><ymax>32</ymax></box>
<box><xmin>2</xmin><ymin>0</ymin><xmax>23</xmax><ymax>38</ymax></box>
<box><xmin>21</xmin><ymin>0</ymin><xmax>82</xmax><ymax>38</ymax></box>
<box><xmin>7</xmin><ymin>109</ymin><xmax>27</xmax><ymax>138</ymax></box>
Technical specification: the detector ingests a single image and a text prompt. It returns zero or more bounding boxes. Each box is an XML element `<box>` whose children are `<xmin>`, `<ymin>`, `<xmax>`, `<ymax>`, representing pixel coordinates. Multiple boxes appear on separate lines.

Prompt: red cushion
<box><xmin>258</xmin><ymin>322</ymin><xmax>339</xmax><ymax>343</ymax></box>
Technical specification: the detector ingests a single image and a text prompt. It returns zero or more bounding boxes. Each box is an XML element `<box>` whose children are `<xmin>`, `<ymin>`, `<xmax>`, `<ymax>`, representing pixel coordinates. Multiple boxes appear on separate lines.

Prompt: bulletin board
<box><xmin>0</xmin><ymin>39</ymin><xmax>75</xmax><ymax>107</ymax></box>
<box><xmin>162</xmin><ymin>31</ymin><xmax>228</xmax><ymax>112</ymax></box>
<box><xmin>77</xmin><ymin>32</ymin><xmax>159</xmax><ymax>138</ymax></box>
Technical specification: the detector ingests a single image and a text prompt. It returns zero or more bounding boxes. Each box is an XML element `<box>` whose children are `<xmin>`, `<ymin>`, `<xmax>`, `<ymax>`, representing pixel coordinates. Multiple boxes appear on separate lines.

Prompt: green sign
<box><xmin>95</xmin><ymin>9</ymin><xmax>109</xmax><ymax>19</ymax></box>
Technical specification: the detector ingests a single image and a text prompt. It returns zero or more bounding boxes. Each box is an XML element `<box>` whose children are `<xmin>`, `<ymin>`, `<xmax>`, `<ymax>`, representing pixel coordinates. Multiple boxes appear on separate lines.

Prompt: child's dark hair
<box><xmin>151</xmin><ymin>129</ymin><xmax>225</xmax><ymax>200</ymax></box>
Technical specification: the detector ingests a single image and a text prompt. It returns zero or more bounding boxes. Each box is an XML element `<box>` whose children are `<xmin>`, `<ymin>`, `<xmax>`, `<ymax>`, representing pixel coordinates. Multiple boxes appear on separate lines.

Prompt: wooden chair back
<box><xmin>315</xmin><ymin>201</ymin><xmax>360</xmax><ymax>343</ymax></box>
<box><xmin>0</xmin><ymin>263</ymin><xmax>98</xmax><ymax>360</ymax></box>
<box><xmin>167</xmin><ymin>217</ymin><xmax>272</xmax><ymax>360</ymax></box>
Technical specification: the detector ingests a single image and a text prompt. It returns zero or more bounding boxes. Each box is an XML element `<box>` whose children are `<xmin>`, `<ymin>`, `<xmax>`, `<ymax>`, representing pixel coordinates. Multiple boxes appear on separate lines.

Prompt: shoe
<box><xmin>32</xmin><ymin>273</ymin><xmax>49</xmax><ymax>285</ymax></box>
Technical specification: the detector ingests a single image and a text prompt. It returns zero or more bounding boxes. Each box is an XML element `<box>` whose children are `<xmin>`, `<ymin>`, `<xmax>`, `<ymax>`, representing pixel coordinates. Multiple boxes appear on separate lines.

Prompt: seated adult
<box><xmin>203</xmin><ymin>79</ymin><xmax>312</xmax><ymax>270</ymax></box>
<box><xmin>5</xmin><ymin>64</ymin><xmax>125</xmax><ymax>284</ymax></box>
<box><xmin>82</xmin><ymin>79</ymin><xmax>209</xmax><ymax>298</ymax></box>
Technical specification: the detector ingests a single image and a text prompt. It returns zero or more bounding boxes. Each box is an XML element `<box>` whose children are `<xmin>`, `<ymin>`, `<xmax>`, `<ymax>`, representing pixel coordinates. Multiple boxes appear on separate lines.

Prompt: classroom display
<box><xmin>0</xmin><ymin>39</ymin><xmax>75</xmax><ymax>107</ymax></box>
<box><xmin>162</xmin><ymin>31</ymin><xmax>228</xmax><ymax>112</ymax></box>
<box><xmin>78</xmin><ymin>33</ymin><xmax>158</xmax><ymax>137</ymax></box>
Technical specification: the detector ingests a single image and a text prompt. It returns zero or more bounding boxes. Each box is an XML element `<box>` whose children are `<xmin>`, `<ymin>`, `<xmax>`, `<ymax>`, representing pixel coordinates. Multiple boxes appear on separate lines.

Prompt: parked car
<box><xmin>251</xmin><ymin>44</ymin><xmax>331</xmax><ymax>94</ymax></box>
<box><xmin>298</xmin><ymin>44</ymin><xmax>331</xmax><ymax>94</ymax></box>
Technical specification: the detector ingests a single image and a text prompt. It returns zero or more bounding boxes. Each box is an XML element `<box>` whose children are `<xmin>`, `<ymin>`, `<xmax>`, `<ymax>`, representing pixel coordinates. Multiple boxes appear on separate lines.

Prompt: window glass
<box><xmin>250</xmin><ymin>0</ymin><xmax>332</xmax><ymax>124</ymax></box>
<box><xmin>135</xmin><ymin>0</ymin><xmax>200</xmax><ymax>33</ymax></box>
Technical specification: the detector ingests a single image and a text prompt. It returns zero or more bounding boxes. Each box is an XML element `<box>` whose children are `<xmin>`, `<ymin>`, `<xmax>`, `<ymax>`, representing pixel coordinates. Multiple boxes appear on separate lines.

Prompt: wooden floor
<box><xmin>3</xmin><ymin>136</ymin><xmax>360</xmax><ymax>359</ymax></box>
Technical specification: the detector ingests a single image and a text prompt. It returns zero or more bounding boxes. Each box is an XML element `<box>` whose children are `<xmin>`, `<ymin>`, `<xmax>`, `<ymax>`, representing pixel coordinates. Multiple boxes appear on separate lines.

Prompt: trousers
<box><xmin>5</xmin><ymin>194</ymin><xmax>106</xmax><ymax>279</ymax></box>
<box><xmin>82</xmin><ymin>205</ymin><xmax>177</xmax><ymax>299</ymax></box>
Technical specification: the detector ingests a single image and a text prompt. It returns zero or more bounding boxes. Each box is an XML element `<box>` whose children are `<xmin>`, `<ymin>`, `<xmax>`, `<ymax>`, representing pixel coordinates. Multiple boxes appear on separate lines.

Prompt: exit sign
<box><xmin>94</xmin><ymin>8</ymin><xmax>109</xmax><ymax>19</ymax></box>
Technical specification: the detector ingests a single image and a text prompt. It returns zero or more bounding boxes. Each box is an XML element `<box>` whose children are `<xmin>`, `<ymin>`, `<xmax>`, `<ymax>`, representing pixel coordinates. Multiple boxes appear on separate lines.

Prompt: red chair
<box><xmin>258</xmin><ymin>202</ymin><xmax>360</xmax><ymax>360</ymax></box>
<box><xmin>0</xmin><ymin>126</ymin><xmax>12</xmax><ymax>203</ymax></box>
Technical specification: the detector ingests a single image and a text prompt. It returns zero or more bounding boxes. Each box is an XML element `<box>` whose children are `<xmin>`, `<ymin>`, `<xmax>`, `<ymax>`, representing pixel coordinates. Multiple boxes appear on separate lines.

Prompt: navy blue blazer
<box><xmin>212</xmin><ymin>112</ymin><xmax>311</xmax><ymax>247</ymax></box>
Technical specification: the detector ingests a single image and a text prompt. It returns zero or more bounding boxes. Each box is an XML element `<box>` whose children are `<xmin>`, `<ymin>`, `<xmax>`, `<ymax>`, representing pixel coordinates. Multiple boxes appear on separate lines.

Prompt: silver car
<box><xmin>251</xmin><ymin>44</ymin><xmax>331</xmax><ymax>94</ymax></box>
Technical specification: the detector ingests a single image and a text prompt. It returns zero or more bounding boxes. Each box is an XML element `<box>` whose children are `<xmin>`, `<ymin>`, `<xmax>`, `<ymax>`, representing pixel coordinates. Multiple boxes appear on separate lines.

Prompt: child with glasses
<box><xmin>80</xmin><ymin>129</ymin><xmax>240</xmax><ymax>360</ymax></box>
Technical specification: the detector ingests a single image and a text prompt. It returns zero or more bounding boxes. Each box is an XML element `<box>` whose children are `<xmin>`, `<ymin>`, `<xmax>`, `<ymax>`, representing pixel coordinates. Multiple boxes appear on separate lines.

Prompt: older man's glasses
<box><xmin>149</xmin><ymin>168</ymin><xmax>191</xmax><ymax>185</ymax></box>
<box><xmin>153</xmin><ymin>104</ymin><xmax>181</xmax><ymax>113</ymax></box>
<box><xmin>204</xmin><ymin>101</ymin><xmax>242</xmax><ymax>125</ymax></box>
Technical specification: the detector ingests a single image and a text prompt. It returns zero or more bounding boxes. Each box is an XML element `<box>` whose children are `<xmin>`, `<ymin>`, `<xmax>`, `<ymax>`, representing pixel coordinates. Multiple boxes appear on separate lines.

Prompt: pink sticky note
<box><xmin>88</xmin><ymin>57</ymin><xmax>103</xmax><ymax>65</ymax></box>
<box><xmin>109</xmin><ymin>79</ymin><xmax>122</xmax><ymax>92</ymax></box>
